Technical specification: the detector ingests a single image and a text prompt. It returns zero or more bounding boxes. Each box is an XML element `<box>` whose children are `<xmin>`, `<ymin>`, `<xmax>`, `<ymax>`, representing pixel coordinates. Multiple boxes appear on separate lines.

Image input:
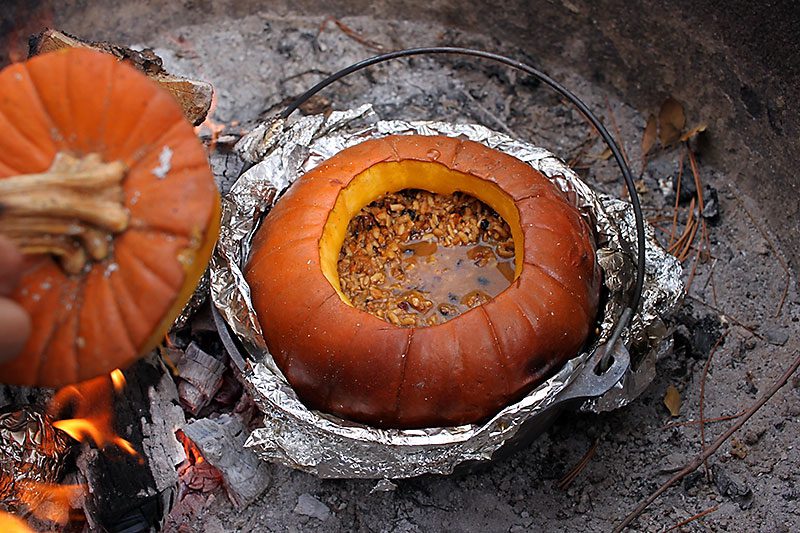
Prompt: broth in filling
<box><xmin>337</xmin><ymin>189</ymin><xmax>516</xmax><ymax>327</ymax></box>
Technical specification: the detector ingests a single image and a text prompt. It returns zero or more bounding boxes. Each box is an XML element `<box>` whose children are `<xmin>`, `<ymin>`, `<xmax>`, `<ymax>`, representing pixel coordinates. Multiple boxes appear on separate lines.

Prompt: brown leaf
<box><xmin>679</xmin><ymin>123</ymin><xmax>708</xmax><ymax>142</ymax></box>
<box><xmin>663</xmin><ymin>384</ymin><xmax>681</xmax><ymax>417</ymax></box>
<box><xmin>642</xmin><ymin>114</ymin><xmax>657</xmax><ymax>157</ymax></box>
<box><xmin>730</xmin><ymin>437</ymin><xmax>748</xmax><ymax>460</ymax></box>
<box><xmin>658</xmin><ymin>97</ymin><xmax>686</xmax><ymax>146</ymax></box>
<box><xmin>596</xmin><ymin>147</ymin><xmax>613</xmax><ymax>161</ymax></box>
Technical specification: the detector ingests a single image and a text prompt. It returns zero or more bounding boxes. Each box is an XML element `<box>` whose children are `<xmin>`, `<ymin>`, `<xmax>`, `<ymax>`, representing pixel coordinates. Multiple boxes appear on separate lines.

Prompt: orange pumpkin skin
<box><xmin>0</xmin><ymin>49</ymin><xmax>220</xmax><ymax>387</ymax></box>
<box><xmin>245</xmin><ymin>135</ymin><xmax>601</xmax><ymax>428</ymax></box>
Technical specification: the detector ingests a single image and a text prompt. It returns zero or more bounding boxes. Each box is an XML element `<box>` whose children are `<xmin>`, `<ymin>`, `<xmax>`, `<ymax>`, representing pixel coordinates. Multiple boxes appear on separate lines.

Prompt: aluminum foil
<box><xmin>0</xmin><ymin>407</ymin><xmax>69</xmax><ymax>511</ymax></box>
<box><xmin>211</xmin><ymin>107</ymin><xmax>683</xmax><ymax>478</ymax></box>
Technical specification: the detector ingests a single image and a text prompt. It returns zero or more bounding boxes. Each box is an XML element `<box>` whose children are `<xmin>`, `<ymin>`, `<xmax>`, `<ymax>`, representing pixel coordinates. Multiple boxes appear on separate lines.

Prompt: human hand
<box><xmin>0</xmin><ymin>236</ymin><xmax>31</xmax><ymax>363</ymax></box>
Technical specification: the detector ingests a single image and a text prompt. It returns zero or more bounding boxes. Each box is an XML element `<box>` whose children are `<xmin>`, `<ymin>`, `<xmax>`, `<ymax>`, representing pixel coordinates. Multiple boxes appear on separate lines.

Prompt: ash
<box><xmin>37</xmin><ymin>10</ymin><xmax>800</xmax><ymax>533</ymax></box>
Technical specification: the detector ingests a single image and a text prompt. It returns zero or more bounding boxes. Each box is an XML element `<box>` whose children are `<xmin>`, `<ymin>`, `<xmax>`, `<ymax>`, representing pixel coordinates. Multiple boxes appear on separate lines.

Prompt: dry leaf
<box><xmin>730</xmin><ymin>437</ymin><xmax>748</xmax><ymax>460</ymax></box>
<box><xmin>679</xmin><ymin>123</ymin><xmax>708</xmax><ymax>142</ymax></box>
<box><xmin>596</xmin><ymin>147</ymin><xmax>613</xmax><ymax>161</ymax></box>
<box><xmin>663</xmin><ymin>384</ymin><xmax>681</xmax><ymax>417</ymax></box>
<box><xmin>642</xmin><ymin>114</ymin><xmax>657</xmax><ymax>157</ymax></box>
<box><xmin>658</xmin><ymin>97</ymin><xmax>686</xmax><ymax>145</ymax></box>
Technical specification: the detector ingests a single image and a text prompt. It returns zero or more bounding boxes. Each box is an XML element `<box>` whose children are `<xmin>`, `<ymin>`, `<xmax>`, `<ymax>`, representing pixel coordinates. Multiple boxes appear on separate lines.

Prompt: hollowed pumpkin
<box><xmin>0</xmin><ymin>48</ymin><xmax>220</xmax><ymax>387</ymax></box>
<box><xmin>246</xmin><ymin>134</ymin><xmax>601</xmax><ymax>428</ymax></box>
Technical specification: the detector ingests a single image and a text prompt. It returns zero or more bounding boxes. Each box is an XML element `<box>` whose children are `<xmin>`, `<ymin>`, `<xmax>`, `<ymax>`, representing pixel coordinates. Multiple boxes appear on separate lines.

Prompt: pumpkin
<box><xmin>245</xmin><ymin>135</ymin><xmax>601</xmax><ymax>428</ymax></box>
<box><xmin>0</xmin><ymin>48</ymin><xmax>220</xmax><ymax>387</ymax></box>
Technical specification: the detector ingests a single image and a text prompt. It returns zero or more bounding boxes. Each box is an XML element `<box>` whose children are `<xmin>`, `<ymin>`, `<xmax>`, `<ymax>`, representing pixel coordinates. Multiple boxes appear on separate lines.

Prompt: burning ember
<box><xmin>175</xmin><ymin>430</ymin><xmax>223</xmax><ymax>494</ymax></box>
<box><xmin>192</xmin><ymin>91</ymin><xmax>246</xmax><ymax>152</ymax></box>
<box><xmin>176</xmin><ymin>429</ymin><xmax>206</xmax><ymax>466</ymax></box>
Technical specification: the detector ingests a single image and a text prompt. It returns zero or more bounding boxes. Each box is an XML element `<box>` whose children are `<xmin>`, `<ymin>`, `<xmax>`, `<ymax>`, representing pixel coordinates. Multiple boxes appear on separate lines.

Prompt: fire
<box><xmin>176</xmin><ymin>429</ymin><xmax>205</xmax><ymax>465</ymax></box>
<box><xmin>0</xmin><ymin>510</ymin><xmax>36</xmax><ymax>533</ymax></box>
<box><xmin>110</xmin><ymin>368</ymin><xmax>126</xmax><ymax>391</ymax></box>
<box><xmin>194</xmin><ymin>91</ymin><xmax>226</xmax><ymax>151</ymax></box>
<box><xmin>3</xmin><ymin>369</ymin><xmax>138</xmax><ymax>529</ymax></box>
<box><xmin>48</xmin><ymin>370</ymin><xmax>138</xmax><ymax>458</ymax></box>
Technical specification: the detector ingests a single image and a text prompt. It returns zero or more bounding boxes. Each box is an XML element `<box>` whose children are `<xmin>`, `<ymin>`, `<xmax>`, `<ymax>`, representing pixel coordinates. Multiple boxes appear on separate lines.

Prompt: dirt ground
<box><xmin>20</xmin><ymin>9</ymin><xmax>800</xmax><ymax>533</ymax></box>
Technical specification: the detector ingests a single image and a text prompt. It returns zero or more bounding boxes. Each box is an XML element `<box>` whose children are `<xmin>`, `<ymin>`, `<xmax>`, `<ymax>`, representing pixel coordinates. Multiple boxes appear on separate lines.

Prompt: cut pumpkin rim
<box><xmin>319</xmin><ymin>160</ymin><xmax>525</xmax><ymax>313</ymax></box>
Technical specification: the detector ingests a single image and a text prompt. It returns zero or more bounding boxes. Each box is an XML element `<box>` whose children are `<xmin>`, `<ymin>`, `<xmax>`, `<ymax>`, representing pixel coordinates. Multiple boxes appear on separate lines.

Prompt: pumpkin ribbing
<box><xmin>0</xmin><ymin>48</ymin><xmax>220</xmax><ymax>387</ymax></box>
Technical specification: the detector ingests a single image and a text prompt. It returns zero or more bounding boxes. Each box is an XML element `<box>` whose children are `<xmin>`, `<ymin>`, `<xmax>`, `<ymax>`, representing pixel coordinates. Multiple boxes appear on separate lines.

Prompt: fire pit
<box><xmin>1</xmin><ymin>1</ymin><xmax>799</xmax><ymax>532</ymax></box>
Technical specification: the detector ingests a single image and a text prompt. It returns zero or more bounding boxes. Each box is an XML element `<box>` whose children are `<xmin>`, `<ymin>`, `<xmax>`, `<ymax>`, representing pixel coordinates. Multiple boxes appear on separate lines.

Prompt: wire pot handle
<box><xmin>281</xmin><ymin>47</ymin><xmax>645</xmax><ymax>370</ymax></box>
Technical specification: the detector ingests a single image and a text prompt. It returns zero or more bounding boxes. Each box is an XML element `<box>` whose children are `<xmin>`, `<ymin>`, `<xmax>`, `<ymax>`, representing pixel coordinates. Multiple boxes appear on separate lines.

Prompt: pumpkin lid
<box><xmin>0</xmin><ymin>48</ymin><xmax>220</xmax><ymax>387</ymax></box>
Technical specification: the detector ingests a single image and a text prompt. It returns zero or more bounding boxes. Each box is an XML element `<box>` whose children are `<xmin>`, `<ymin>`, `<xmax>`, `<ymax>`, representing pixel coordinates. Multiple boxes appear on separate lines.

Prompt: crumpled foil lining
<box><xmin>0</xmin><ymin>407</ymin><xmax>69</xmax><ymax>511</ymax></box>
<box><xmin>211</xmin><ymin>106</ymin><xmax>683</xmax><ymax>478</ymax></box>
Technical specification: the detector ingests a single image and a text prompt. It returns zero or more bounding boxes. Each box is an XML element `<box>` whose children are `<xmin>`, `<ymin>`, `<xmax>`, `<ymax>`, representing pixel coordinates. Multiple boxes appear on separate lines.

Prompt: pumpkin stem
<box><xmin>0</xmin><ymin>152</ymin><xmax>129</xmax><ymax>275</ymax></box>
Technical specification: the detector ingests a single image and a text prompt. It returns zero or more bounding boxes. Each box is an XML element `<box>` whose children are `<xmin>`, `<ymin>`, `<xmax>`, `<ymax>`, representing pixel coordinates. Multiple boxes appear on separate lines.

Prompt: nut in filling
<box><xmin>337</xmin><ymin>189</ymin><xmax>516</xmax><ymax>327</ymax></box>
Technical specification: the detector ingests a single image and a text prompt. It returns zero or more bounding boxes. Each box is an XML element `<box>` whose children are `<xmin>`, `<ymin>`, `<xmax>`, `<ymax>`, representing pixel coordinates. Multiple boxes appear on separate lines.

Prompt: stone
<box><xmin>712</xmin><ymin>464</ymin><xmax>754</xmax><ymax>510</ymax></box>
<box><xmin>293</xmin><ymin>493</ymin><xmax>331</xmax><ymax>521</ymax></box>
<box><xmin>763</xmin><ymin>328</ymin><xmax>789</xmax><ymax>346</ymax></box>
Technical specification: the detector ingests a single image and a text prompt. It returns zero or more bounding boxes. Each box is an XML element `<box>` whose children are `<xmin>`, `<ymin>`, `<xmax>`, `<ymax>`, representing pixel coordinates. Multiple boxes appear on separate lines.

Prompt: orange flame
<box><xmin>0</xmin><ymin>510</ymin><xmax>36</xmax><ymax>533</ymax></box>
<box><xmin>176</xmin><ymin>429</ymin><xmax>205</xmax><ymax>465</ymax></box>
<box><xmin>110</xmin><ymin>368</ymin><xmax>126</xmax><ymax>391</ymax></box>
<box><xmin>8</xmin><ymin>370</ymin><xmax>137</xmax><ymax>529</ymax></box>
<box><xmin>194</xmin><ymin>92</ymin><xmax>225</xmax><ymax>152</ymax></box>
<box><xmin>48</xmin><ymin>371</ymin><xmax>138</xmax><ymax>458</ymax></box>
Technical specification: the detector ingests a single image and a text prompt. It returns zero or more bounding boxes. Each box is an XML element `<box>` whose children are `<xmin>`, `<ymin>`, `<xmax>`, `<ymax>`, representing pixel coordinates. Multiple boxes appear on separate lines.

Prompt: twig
<box><xmin>698</xmin><ymin>331</ymin><xmax>728</xmax><ymax>479</ymax></box>
<box><xmin>651</xmin><ymin>224</ymin><xmax>718</xmax><ymax>261</ymax></box>
<box><xmin>319</xmin><ymin>16</ymin><xmax>386</xmax><ymax>51</ymax></box>
<box><xmin>668</xmin><ymin>198</ymin><xmax>697</xmax><ymax>258</ymax></box>
<box><xmin>710</xmin><ymin>266</ymin><xmax>719</xmax><ymax>308</ymax></box>
<box><xmin>612</xmin><ymin>350</ymin><xmax>800</xmax><ymax>532</ymax></box>
<box><xmin>280</xmin><ymin>68</ymin><xmax>332</xmax><ymax>84</ymax></box>
<box><xmin>668</xmin><ymin>153</ymin><xmax>685</xmax><ymax>247</ymax></box>
<box><xmin>686</xmin><ymin>149</ymin><xmax>712</xmax><ymax>261</ymax></box>
<box><xmin>661</xmin><ymin>410</ymin><xmax>746</xmax><ymax>429</ymax></box>
<box><xmin>684</xmin><ymin>245</ymin><xmax>702</xmax><ymax>293</ymax></box>
<box><xmin>568</xmin><ymin>133</ymin><xmax>599</xmax><ymax>168</ymax></box>
<box><xmin>700</xmin><ymin>259</ymin><xmax>719</xmax><ymax>308</ymax></box>
<box><xmin>664</xmin><ymin>505</ymin><xmax>720</xmax><ymax>532</ymax></box>
<box><xmin>557</xmin><ymin>439</ymin><xmax>599</xmax><ymax>490</ymax></box>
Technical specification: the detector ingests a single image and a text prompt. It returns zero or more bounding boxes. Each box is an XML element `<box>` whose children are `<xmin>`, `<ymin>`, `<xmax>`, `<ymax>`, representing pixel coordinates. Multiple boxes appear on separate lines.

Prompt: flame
<box><xmin>0</xmin><ymin>510</ymin><xmax>36</xmax><ymax>532</ymax></box>
<box><xmin>176</xmin><ymin>429</ymin><xmax>205</xmax><ymax>465</ymax></box>
<box><xmin>48</xmin><ymin>372</ymin><xmax>138</xmax><ymax>458</ymax></box>
<box><xmin>110</xmin><ymin>368</ymin><xmax>126</xmax><ymax>391</ymax></box>
<box><xmin>53</xmin><ymin>419</ymin><xmax>137</xmax><ymax>456</ymax></box>
<box><xmin>0</xmin><ymin>510</ymin><xmax>35</xmax><ymax>532</ymax></box>
<box><xmin>194</xmin><ymin>92</ymin><xmax>225</xmax><ymax>152</ymax></box>
<box><xmin>8</xmin><ymin>369</ymin><xmax>137</xmax><ymax>529</ymax></box>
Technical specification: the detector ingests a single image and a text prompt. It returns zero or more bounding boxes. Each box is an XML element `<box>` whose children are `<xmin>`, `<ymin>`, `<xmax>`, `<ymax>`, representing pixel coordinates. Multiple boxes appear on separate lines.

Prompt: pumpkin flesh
<box><xmin>319</xmin><ymin>160</ymin><xmax>526</xmax><ymax>304</ymax></box>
